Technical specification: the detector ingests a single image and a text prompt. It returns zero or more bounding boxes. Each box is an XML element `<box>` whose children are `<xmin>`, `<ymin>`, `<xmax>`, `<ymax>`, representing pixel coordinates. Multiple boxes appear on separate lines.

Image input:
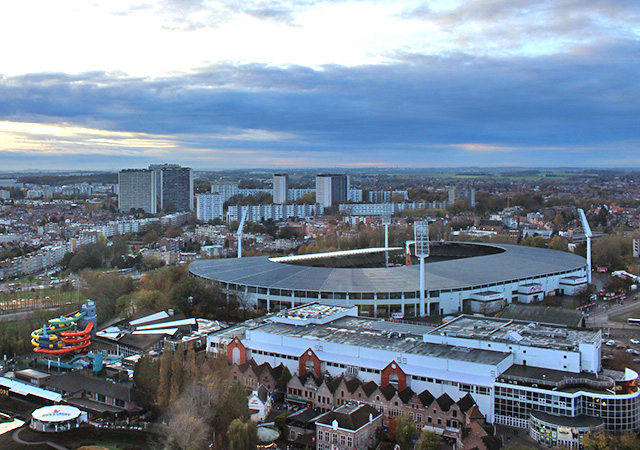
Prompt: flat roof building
<box><xmin>207</xmin><ymin>304</ymin><xmax>639</xmax><ymax>436</ymax></box>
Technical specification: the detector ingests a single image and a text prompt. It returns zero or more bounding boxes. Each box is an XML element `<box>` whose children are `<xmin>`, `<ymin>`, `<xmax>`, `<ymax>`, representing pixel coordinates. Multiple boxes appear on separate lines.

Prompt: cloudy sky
<box><xmin>0</xmin><ymin>0</ymin><xmax>639</xmax><ymax>170</ymax></box>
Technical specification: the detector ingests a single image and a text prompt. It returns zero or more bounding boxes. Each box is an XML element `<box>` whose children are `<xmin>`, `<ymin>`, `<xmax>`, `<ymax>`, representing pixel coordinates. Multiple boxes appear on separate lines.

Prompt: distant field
<box><xmin>419</xmin><ymin>170</ymin><xmax>578</xmax><ymax>181</ymax></box>
<box><xmin>0</xmin><ymin>286</ymin><xmax>83</xmax><ymax>314</ymax></box>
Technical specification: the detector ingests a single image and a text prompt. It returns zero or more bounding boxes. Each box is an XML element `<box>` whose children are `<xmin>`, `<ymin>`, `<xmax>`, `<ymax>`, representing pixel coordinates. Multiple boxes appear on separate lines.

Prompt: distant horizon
<box><xmin>3</xmin><ymin>165</ymin><xmax>640</xmax><ymax>176</ymax></box>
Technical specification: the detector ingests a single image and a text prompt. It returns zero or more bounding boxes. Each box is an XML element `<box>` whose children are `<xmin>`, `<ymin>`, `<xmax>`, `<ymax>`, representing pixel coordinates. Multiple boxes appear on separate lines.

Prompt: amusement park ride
<box><xmin>31</xmin><ymin>299</ymin><xmax>97</xmax><ymax>354</ymax></box>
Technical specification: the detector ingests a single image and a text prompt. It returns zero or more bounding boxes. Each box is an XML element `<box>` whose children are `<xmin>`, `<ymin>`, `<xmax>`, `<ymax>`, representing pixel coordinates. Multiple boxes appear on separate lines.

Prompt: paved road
<box><xmin>586</xmin><ymin>298</ymin><xmax>640</xmax><ymax>329</ymax></box>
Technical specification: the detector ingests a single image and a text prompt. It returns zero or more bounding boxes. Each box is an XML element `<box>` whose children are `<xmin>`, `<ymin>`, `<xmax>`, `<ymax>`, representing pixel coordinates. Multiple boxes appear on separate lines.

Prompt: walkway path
<box><xmin>12</xmin><ymin>426</ymin><xmax>69</xmax><ymax>450</ymax></box>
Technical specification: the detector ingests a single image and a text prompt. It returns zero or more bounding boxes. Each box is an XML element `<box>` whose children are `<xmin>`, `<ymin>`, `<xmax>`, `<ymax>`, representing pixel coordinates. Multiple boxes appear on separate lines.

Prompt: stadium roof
<box><xmin>189</xmin><ymin>243</ymin><xmax>586</xmax><ymax>294</ymax></box>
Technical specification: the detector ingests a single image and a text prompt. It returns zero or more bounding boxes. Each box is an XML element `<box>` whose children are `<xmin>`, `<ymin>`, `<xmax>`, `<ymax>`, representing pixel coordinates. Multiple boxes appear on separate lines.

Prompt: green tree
<box><xmin>116</xmin><ymin>289</ymin><xmax>164</xmax><ymax>316</ymax></box>
<box><xmin>228</xmin><ymin>418</ymin><xmax>258</xmax><ymax>450</ymax></box>
<box><xmin>277</xmin><ymin>365</ymin><xmax>292</xmax><ymax>393</ymax></box>
<box><xmin>416</xmin><ymin>430</ymin><xmax>441</xmax><ymax>450</ymax></box>
<box><xmin>69</xmin><ymin>250</ymin><xmax>89</xmax><ymax>273</ymax></box>
<box><xmin>520</xmin><ymin>235</ymin><xmax>547</xmax><ymax>248</ymax></box>
<box><xmin>133</xmin><ymin>354</ymin><xmax>160</xmax><ymax>402</ymax></box>
<box><xmin>395</xmin><ymin>414</ymin><xmax>418</xmax><ymax>450</ymax></box>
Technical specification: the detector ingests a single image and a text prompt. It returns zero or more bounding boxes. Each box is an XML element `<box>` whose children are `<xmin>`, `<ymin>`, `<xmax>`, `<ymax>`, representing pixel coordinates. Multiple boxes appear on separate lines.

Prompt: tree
<box><xmin>616</xmin><ymin>431</ymin><xmax>640</xmax><ymax>450</ymax></box>
<box><xmin>549</xmin><ymin>236</ymin><xmax>568</xmax><ymax>252</ymax></box>
<box><xmin>228</xmin><ymin>418</ymin><xmax>258</xmax><ymax>450</ymax></box>
<box><xmin>553</xmin><ymin>213</ymin><xmax>566</xmax><ymax>230</ymax></box>
<box><xmin>395</xmin><ymin>414</ymin><xmax>418</xmax><ymax>450</ymax></box>
<box><xmin>170</xmin><ymin>342</ymin><xmax>185</xmax><ymax>402</ymax></box>
<box><xmin>143</xmin><ymin>229</ymin><xmax>160</xmax><ymax>245</ymax></box>
<box><xmin>185</xmin><ymin>343</ymin><xmax>199</xmax><ymax>383</ymax></box>
<box><xmin>69</xmin><ymin>250</ymin><xmax>89</xmax><ymax>273</ymax></box>
<box><xmin>584</xmin><ymin>431</ymin><xmax>610</xmax><ymax>450</ymax></box>
<box><xmin>416</xmin><ymin>430</ymin><xmax>441</xmax><ymax>450</ymax></box>
<box><xmin>158</xmin><ymin>343</ymin><xmax>173</xmax><ymax>406</ymax></box>
<box><xmin>116</xmin><ymin>289</ymin><xmax>164</xmax><ymax>316</ymax></box>
<box><xmin>575</xmin><ymin>284</ymin><xmax>596</xmax><ymax>306</ymax></box>
<box><xmin>161</xmin><ymin>383</ymin><xmax>216</xmax><ymax>450</ymax></box>
<box><xmin>277</xmin><ymin>365</ymin><xmax>292</xmax><ymax>393</ymax></box>
<box><xmin>134</xmin><ymin>353</ymin><xmax>160</xmax><ymax>399</ymax></box>
<box><xmin>520</xmin><ymin>235</ymin><xmax>547</xmax><ymax>248</ymax></box>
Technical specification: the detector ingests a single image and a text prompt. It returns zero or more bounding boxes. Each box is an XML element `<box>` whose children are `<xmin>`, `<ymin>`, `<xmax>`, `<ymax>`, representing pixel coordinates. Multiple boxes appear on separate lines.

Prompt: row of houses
<box><xmin>229</xmin><ymin>359</ymin><xmax>492</xmax><ymax>441</ymax></box>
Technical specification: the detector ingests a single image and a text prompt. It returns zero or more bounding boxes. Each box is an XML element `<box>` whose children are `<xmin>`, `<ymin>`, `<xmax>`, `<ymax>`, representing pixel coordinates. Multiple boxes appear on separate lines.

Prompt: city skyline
<box><xmin>0</xmin><ymin>0</ymin><xmax>639</xmax><ymax>170</ymax></box>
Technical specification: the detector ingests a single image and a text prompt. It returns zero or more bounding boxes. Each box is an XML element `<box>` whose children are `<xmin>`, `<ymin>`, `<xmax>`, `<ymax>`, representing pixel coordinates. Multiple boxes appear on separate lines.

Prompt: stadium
<box><xmin>188</xmin><ymin>242</ymin><xmax>588</xmax><ymax>317</ymax></box>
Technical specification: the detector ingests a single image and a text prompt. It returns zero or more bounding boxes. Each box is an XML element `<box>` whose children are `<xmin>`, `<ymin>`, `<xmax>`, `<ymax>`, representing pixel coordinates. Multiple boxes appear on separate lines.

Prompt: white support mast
<box><xmin>383</xmin><ymin>203</ymin><xmax>392</xmax><ymax>267</ymax></box>
<box><xmin>237</xmin><ymin>207</ymin><xmax>249</xmax><ymax>259</ymax></box>
<box><xmin>578</xmin><ymin>208</ymin><xmax>593</xmax><ymax>283</ymax></box>
<box><xmin>414</xmin><ymin>219</ymin><xmax>430</xmax><ymax>316</ymax></box>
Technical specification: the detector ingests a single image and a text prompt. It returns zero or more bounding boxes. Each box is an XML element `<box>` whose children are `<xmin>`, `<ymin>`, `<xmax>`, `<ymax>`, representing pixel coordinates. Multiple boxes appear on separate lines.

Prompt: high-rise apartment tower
<box><xmin>316</xmin><ymin>174</ymin><xmax>349</xmax><ymax>207</ymax></box>
<box><xmin>273</xmin><ymin>174</ymin><xmax>288</xmax><ymax>204</ymax></box>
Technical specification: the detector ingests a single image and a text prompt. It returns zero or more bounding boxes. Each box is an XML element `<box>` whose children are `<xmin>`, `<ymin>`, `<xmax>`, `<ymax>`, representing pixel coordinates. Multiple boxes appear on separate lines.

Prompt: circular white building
<box><xmin>30</xmin><ymin>405</ymin><xmax>88</xmax><ymax>432</ymax></box>
<box><xmin>189</xmin><ymin>242</ymin><xmax>588</xmax><ymax>317</ymax></box>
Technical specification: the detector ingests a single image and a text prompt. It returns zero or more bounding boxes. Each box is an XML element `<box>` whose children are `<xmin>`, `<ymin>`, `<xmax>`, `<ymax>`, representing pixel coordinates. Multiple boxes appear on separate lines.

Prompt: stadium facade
<box><xmin>189</xmin><ymin>243</ymin><xmax>588</xmax><ymax>317</ymax></box>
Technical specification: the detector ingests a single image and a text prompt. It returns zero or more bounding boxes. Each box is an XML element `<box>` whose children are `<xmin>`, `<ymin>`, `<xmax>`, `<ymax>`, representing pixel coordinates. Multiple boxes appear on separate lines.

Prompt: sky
<box><xmin>0</xmin><ymin>0</ymin><xmax>639</xmax><ymax>170</ymax></box>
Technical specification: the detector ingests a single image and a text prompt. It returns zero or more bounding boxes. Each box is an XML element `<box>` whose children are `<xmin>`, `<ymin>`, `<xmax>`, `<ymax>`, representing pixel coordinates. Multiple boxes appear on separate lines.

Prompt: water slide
<box><xmin>31</xmin><ymin>300</ymin><xmax>96</xmax><ymax>355</ymax></box>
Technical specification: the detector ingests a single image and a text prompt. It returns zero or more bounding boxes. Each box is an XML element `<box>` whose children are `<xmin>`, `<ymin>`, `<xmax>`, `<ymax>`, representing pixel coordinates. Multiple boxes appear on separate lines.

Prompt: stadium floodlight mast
<box><xmin>383</xmin><ymin>203</ymin><xmax>392</xmax><ymax>267</ymax></box>
<box><xmin>577</xmin><ymin>208</ymin><xmax>593</xmax><ymax>283</ymax></box>
<box><xmin>414</xmin><ymin>219</ymin><xmax>430</xmax><ymax>316</ymax></box>
<box><xmin>237</xmin><ymin>207</ymin><xmax>249</xmax><ymax>259</ymax></box>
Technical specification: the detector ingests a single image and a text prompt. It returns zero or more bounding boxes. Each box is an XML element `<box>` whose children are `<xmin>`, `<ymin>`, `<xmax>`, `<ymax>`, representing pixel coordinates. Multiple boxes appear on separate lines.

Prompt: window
<box><xmin>340</xmin><ymin>435</ymin><xmax>346</xmax><ymax>446</ymax></box>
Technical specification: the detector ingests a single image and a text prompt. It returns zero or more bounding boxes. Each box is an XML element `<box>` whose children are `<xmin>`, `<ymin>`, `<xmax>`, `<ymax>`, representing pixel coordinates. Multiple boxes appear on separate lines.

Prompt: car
<box><xmin>634</xmin><ymin>358</ymin><xmax>640</xmax><ymax>364</ymax></box>
<box><xmin>630</xmin><ymin>339</ymin><xmax>640</xmax><ymax>345</ymax></box>
<box><xmin>606</xmin><ymin>340</ymin><xmax>616</xmax><ymax>346</ymax></box>
<box><xmin>627</xmin><ymin>349</ymin><xmax>640</xmax><ymax>355</ymax></box>
<box><xmin>616</xmin><ymin>344</ymin><xmax>626</xmax><ymax>350</ymax></box>
<box><xmin>602</xmin><ymin>355</ymin><xmax>614</xmax><ymax>360</ymax></box>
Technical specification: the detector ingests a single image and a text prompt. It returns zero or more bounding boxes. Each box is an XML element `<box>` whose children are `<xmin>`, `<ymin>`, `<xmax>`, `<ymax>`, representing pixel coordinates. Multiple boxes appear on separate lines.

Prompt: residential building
<box><xmin>449</xmin><ymin>187</ymin><xmax>475</xmax><ymax>208</ymax></box>
<box><xmin>315</xmin><ymin>403</ymin><xmax>382</xmax><ymax>450</ymax></box>
<box><xmin>273</xmin><ymin>174</ymin><xmax>288</xmax><ymax>204</ymax></box>
<box><xmin>149</xmin><ymin>164</ymin><xmax>193</xmax><ymax>212</ymax></box>
<box><xmin>227</xmin><ymin>203</ymin><xmax>323</xmax><ymax>223</ymax></box>
<box><xmin>316</xmin><ymin>174</ymin><xmax>349</xmax><ymax>207</ymax></box>
<box><xmin>248</xmin><ymin>385</ymin><xmax>272</xmax><ymax>422</ymax></box>
<box><xmin>288</xmin><ymin>189</ymin><xmax>316</xmax><ymax>202</ymax></box>
<box><xmin>118</xmin><ymin>169</ymin><xmax>157</xmax><ymax>214</ymax></box>
<box><xmin>211</xmin><ymin>183</ymin><xmax>239</xmax><ymax>201</ymax></box>
<box><xmin>197</xmin><ymin>193</ymin><xmax>225</xmax><ymax>222</ymax></box>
